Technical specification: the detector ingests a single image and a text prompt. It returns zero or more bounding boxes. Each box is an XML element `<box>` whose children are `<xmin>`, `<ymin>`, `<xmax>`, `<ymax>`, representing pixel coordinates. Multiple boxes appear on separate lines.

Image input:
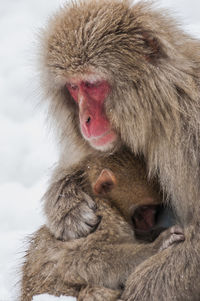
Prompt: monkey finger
<box><xmin>77</xmin><ymin>201</ymin><xmax>101</xmax><ymax>231</ymax></box>
<box><xmin>81</xmin><ymin>191</ymin><xmax>97</xmax><ymax>210</ymax></box>
<box><xmin>169</xmin><ymin>225</ymin><xmax>184</xmax><ymax>236</ymax></box>
<box><xmin>159</xmin><ymin>225</ymin><xmax>185</xmax><ymax>251</ymax></box>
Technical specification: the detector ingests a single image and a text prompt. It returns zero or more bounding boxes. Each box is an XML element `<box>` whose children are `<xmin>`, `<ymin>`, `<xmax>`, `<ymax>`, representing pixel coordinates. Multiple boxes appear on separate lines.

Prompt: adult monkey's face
<box><xmin>66</xmin><ymin>73</ymin><xmax>118</xmax><ymax>151</ymax></box>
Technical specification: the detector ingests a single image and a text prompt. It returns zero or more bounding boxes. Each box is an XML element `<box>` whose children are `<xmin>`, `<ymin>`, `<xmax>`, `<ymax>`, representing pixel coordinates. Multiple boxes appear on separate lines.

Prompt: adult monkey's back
<box><xmin>39</xmin><ymin>0</ymin><xmax>200</xmax><ymax>300</ymax></box>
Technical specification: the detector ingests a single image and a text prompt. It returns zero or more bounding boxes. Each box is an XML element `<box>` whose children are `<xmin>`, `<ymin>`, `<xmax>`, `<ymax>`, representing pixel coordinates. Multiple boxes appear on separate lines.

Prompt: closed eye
<box><xmin>66</xmin><ymin>83</ymin><xmax>79</xmax><ymax>102</ymax></box>
<box><xmin>66</xmin><ymin>83</ymin><xmax>78</xmax><ymax>91</ymax></box>
<box><xmin>84</xmin><ymin>81</ymin><xmax>100</xmax><ymax>89</ymax></box>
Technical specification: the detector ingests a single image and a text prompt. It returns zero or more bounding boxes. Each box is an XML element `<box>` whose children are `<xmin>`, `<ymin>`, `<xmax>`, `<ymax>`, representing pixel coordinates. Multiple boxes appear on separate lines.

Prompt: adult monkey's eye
<box><xmin>66</xmin><ymin>83</ymin><xmax>79</xmax><ymax>102</ymax></box>
<box><xmin>84</xmin><ymin>81</ymin><xmax>100</xmax><ymax>89</ymax></box>
<box><xmin>66</xmin><ymin>83</ymin><xmax>78</xmax><ymax>91</ymax></box>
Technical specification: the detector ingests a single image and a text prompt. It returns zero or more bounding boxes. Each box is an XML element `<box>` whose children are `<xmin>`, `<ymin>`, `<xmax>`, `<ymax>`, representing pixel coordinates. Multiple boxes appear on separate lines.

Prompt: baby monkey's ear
<box><xmin>93</xmin><ymin>169</ymin><xmax>117</xmax><ymax>195</ymax></box>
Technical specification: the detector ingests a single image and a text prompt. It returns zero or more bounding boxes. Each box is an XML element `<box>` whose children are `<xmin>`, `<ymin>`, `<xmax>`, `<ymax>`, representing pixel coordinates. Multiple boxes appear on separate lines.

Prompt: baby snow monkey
<box><xmin>20</xmin><ymin>148</ymin><xmax>184</xmax><ymax>301</ymax></box>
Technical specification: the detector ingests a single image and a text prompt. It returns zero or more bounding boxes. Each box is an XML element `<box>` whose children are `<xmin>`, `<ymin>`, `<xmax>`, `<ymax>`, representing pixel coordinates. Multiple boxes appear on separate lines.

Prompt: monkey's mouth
<box><xmin>89</xmin><ymin>129</ymin><xmax>118</xmax><ymax>150</ymax></box>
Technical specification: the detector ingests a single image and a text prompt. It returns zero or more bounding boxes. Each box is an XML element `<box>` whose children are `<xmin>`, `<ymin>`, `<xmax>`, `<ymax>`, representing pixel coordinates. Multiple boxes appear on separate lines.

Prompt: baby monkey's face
<box><xmin>91</xmin><ymin>167</ymin><xmax>163</xmax><ymax>242</ymax></box>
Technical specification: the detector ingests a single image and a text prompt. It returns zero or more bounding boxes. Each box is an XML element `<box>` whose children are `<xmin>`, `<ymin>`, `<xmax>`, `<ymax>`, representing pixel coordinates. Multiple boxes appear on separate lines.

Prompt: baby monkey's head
<box><xmin>85</xmin><ymin>148</ymin><xmax>162</xmax><ymax>238</ymax></box>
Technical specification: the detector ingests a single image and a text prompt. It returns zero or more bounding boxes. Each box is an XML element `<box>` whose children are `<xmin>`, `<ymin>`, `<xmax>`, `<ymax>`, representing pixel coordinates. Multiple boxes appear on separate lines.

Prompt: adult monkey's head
<box><xmin>40</xmin><ymin>0</ymin><xmax>185</xmax><ymax>154</ymax></box>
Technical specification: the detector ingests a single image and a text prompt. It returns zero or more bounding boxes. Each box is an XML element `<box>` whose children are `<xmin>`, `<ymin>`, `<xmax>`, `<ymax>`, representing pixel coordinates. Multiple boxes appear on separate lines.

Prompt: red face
<box><xmin>66</xmin><ymin>78</ymin><xmax>118</xmax><ymax>151</ymax></box>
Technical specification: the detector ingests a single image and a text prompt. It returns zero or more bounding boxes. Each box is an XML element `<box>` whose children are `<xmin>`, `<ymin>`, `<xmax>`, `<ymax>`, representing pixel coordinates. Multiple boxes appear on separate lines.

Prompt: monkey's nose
<box><xmin>86</xmin><ymin>116</ymin><xmax>91</xmax><ymax>124</ymax></box>
<box><xmin>81</xmin><ymin>115</ymin><xmax>92</xmax><ymax>138</ymax></box>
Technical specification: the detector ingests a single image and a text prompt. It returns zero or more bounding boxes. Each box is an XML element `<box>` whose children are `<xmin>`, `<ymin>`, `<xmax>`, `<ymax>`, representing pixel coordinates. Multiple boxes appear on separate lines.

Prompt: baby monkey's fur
<box><xmin>20</xmin><ymin>149</ymin><xmax>183</xmax><ymax>301</ymax></box>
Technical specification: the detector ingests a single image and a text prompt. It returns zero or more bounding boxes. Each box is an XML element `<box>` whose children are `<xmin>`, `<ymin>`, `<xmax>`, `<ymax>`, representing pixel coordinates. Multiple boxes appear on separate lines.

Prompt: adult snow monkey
<box><xmin>39</xmin><ymin>0</ymin><xmax>200</xmax><ymax>300</ymax></box>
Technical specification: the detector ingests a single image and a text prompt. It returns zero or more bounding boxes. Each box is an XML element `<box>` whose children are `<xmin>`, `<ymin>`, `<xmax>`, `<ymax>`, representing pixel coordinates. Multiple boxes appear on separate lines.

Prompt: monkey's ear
<box><xmin>93</xmin><ymin>169</ymin><xmax>117</xmax><ymax>195</ymax></box>
<box><xmin>142</xmin><ymin>32</ymin><xmax>166</xmax><ymax>63</ymax></box>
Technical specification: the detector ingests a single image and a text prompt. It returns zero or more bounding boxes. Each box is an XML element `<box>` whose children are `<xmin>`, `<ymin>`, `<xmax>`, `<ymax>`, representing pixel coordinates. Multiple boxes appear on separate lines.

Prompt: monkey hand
<box><xmin>44</xmin><ymin>178</ymin><xmax>101</xmax><ymax>241</ymax></box>
<box><xmin>56</xmin><ymin>190</ymin><xmax>101</xmax><ymax>241</ymax></box>
<box><xmin>61</xmin><ymin>190</ymin><xmax>101</xmax><ymax>241</ymax></box>
<box><xmin>152</xmin><ymin>225</ymin><xmax>185</xmax><ymax>251</ymax></box>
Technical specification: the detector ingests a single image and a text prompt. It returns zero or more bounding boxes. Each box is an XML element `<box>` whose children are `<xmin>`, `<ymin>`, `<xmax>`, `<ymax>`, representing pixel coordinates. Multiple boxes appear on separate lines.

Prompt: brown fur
<box><xmin>44</xmin><ymin>148</ymin><xmax>162</xmax><ymax>241</ymax></box>
<box><xmin>86</xmin><ymin>149</ymin><xmax>161</xmax><ymax>224</ymax></box>
<box><xmin>20</xmin><ymin>149</ymin><xmax>183</xmax><ymax>301</ymax></box>
<box><xmin>38</xmin><ymin>0</ymin><xmax>200</xmax><ymax>299</ymax></box>
<box><xmin>21</xmin><ymin>224</ymin><xmax>182</xmax><ymax>301</ymax></box>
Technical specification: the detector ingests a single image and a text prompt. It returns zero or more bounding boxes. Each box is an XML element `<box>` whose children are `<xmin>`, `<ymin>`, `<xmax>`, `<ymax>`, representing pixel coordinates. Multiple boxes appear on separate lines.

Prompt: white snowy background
<box><xmin>0</xmin><ymin>0</ymin><xmax>199</xmax><ymax>300</ymax></box>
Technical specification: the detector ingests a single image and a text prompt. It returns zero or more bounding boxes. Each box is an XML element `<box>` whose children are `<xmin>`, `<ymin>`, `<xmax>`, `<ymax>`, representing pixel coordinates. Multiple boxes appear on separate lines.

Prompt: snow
<box><xmin>0</xmin><ymin>1</ymin><xmax>199</xmax><ymax>301</ymax></box>
<box><xmin>33</xmin><ymin>295</ymin><xmax>75</xmax><ymax>301</ymax></box>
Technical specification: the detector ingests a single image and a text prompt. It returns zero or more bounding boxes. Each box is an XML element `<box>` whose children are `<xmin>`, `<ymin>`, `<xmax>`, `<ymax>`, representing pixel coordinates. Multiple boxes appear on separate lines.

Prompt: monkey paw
<box><xmin>159</xmin><ymin>225</ymin><xmax>185</xmax><ymax>251</ymax></box>
<box><xmin>57</xmin><ymin>191</ymin><xmax>101</xmax><ymax>241</ymax></box>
